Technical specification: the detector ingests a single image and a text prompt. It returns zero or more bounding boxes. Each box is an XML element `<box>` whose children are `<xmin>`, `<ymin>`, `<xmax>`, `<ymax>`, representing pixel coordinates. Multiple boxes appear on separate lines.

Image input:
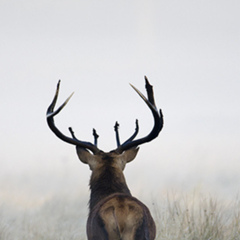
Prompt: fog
<box><xmin>1</xmin><ymin>0</ymin><xmax>240</xmax><ymax>212</ymax></box>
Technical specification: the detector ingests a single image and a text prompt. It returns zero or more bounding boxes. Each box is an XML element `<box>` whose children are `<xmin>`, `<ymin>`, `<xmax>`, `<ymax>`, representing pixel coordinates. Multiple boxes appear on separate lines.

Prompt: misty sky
<box><xmin>1</xmin><ymin>0</ymin><xmax>240</xmax><ymax>207</ymax></box>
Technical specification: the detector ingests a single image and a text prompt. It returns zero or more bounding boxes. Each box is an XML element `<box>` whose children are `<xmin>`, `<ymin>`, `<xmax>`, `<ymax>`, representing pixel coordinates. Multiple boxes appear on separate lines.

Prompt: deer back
<box><xmin>87</xmin><ymin>193</ymin><xmax>156</xmax><ymax>240</ymax></box>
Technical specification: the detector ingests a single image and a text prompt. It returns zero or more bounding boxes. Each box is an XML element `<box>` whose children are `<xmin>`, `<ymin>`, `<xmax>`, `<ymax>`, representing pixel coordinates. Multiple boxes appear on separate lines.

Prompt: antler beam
<box><xmin>115</xmin><ymin>76</ymin><xmax>163</xmax><ymax>153</ymax></box>
<box><xmin>46</xmin><ymin>80</ymin><xmax>100</xmax><ymax>154</ymax></box>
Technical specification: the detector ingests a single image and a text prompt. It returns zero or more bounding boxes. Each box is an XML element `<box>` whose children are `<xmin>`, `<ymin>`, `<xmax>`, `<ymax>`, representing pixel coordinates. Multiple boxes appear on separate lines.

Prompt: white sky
<box><xmin>1</xmin><ymin>0</ymin><xmax>240</xmax><ymax>206</ymax></box>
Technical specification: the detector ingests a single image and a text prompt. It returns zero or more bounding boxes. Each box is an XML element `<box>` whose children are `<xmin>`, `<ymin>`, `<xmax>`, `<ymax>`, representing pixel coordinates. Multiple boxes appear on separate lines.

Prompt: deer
<box><xmin>46</xmin><ymin>76</ymin><xmax>163</xmax><ymax>240</ymax></box>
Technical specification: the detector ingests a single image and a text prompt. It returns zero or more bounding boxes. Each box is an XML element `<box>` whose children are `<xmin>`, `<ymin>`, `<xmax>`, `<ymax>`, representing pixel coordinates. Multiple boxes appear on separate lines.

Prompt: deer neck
<box><xmin>89</xmin><ymin>165</ymin><xmax>131</xmax><ymax>211</ymax></box>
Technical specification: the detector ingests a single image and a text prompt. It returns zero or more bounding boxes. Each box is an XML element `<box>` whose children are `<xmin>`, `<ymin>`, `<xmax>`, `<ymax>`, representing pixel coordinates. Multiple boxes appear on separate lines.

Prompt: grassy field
<box><xmin>153</xmin><ymin>191</ymin><xmax>240</xmax><ymax>239</ymax></box>
<box><xmin>1</xmin><ymin>191</ymin><xmax>240</xmax><ymax>240</ymax></box>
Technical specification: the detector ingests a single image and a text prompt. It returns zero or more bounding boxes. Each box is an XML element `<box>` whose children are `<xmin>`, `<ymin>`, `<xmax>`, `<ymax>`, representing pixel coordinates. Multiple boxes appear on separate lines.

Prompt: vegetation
<box><xmin>153</xmin><ymin>191</ymin><xmax>240</xmax><ymax>240</ymax></box>
<box><xmin>1</xmin><ymin>191</ymin><xmax>240</xmax><ymax>240</ymax></box>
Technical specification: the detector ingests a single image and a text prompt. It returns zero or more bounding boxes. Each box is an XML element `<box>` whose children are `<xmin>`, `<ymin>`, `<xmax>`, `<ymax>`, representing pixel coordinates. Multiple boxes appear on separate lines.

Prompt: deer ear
<box><xmin>76</xmin><ymin>147</ymin><xmax>93</xmax><ymax>164</ymax></box>
<box><xmin>122</xmin><ymin>147</ymin><xmax>139</xmax><ymax>163</ymax></box>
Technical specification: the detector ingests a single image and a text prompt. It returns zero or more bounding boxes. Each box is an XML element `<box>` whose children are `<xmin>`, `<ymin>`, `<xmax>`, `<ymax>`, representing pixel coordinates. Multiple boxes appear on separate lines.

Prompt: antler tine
<box><xmin>114</xmin><ymin>120</ymin><xmax>139</xmax><ymax>148</ymax></box>
<box><xmin>144</xmin><ymin>76</ymin><xmax>155</xmax><ymax>106</ymax></box>
<box><xmin>121</xmin><ymin>119</ymin><xmax>139</xmax><ymax>145</ymax></box>
<box><xmin>47</xmin><ymin>80</ymin><xmax>74</xmax><ymax>118</ymax></box>
<box><xmin>46</xmin><ymin>81</ymin><xmax>100</xmax><ymax>154</ymax></box>
<box><xmin>114</xmin><ymin>122</ymin><xmax>121</xmax><ymax>147</ymax></box>
<box><xmin>69</xmin><ymin>127</ymin><xmax>100</xmax><ymax>148</ymax></box>
<box><xmin>115</xmin><ymin>77</ymin><xmax>163</xmax><ymax>153</ymax></box>
<box><xmin>69</xmin><ymin>127</ymin><xmax>77</xmax><ymax>139</ymax></box>
<box><xmin>93</xmin><ymin>129</ymin><xmax>99</xmax><ymax>147</ymax></box>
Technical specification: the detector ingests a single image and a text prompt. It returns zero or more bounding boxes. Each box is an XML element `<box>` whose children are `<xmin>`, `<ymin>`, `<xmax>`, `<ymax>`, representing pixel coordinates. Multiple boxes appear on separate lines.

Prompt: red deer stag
<box><xmin>46</xmin><ymin>76</ymin><xmax>163</xmax><ymax>240</ymax></box>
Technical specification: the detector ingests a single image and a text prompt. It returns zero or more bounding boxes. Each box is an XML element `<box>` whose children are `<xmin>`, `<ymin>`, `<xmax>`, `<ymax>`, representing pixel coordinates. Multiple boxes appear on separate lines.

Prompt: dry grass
<box><xmin>0</xmin><ymin>196</ymin><xmax>87</xmax><ymax>240</ymax></box>
<box><xmin>153</xmin><ymin>191</ymin><xmax>240</xmax><ymax>240</ymax></box>
<box><xmin>1</xmin><ymin>191</ymin><xmax>240</xmax><ymax>240</ymax></box>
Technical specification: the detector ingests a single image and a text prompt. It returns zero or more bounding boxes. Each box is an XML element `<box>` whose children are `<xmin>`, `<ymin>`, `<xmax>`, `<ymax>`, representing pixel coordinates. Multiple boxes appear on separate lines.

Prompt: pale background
<box><xmin>1</xmin><ymin>0</ymin><xmax>239</xmax><ymax>209</ymax></box>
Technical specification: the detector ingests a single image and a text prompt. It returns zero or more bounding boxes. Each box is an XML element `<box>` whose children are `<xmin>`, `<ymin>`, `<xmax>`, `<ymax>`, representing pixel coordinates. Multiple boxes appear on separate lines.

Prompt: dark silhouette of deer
<box><xmin>46</xmin><ymin>76</ymin><xmax>163</xmax><ymax>240</ymax></box>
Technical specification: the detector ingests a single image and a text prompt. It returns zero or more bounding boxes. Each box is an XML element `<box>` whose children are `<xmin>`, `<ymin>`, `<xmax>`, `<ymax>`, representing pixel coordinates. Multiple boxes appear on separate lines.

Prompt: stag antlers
<box><xmin>46</xmin><ymin>76</ymin><xmax>163</xmax><ymax>153</ymax></box>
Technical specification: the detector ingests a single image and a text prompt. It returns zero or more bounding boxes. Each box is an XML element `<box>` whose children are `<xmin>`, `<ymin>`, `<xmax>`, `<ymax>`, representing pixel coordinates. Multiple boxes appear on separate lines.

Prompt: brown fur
<box><xmin>87</xmin><ymin>193</ymin><xmax>156</xmax><ymax>240</ymax></box>
<box><xmin>47</xmin><ymin>79</ymin><xmax>163</xmax><ymax>240</ymax></box>
<box><xmin>76</xmin><ymin>148</ymin><xmax>156</xmax><ymax>240</ymax></box>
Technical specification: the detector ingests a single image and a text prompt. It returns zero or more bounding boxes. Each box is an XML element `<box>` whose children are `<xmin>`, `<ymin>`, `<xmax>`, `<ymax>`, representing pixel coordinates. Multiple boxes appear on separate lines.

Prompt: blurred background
<box><xmin>1</xmin><ymin>0</ymin><xmax>239</xmax><ymax>210</ymax></box>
